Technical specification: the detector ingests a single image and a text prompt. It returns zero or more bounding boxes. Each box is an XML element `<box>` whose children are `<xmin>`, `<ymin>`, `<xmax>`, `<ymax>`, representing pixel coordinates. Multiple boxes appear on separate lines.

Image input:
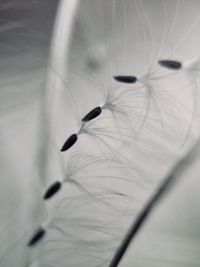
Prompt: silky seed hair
<box><xmin>2</xmin><ymin>1</ymin><xmax>200</xmax><ymax>267</ymax></box>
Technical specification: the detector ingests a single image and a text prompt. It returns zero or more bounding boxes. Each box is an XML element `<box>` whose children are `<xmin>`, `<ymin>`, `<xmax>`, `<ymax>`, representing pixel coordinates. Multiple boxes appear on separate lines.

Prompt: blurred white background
<box><xmin>0</xmin><ymin>0</ymin><xmax>200</xmax><ymax>266</ymax></box>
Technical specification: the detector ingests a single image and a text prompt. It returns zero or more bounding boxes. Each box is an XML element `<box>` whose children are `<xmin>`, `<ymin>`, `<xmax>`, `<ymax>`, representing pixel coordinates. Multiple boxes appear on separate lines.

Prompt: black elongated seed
<box><xmin>43</xmin><ymin>181</ymin><xmax>62</xmax><ymax>200</ymax></box>
<box><xmin>114</xmin><ymin>75</ymin><xmax>137</xmax><ymax>84</ymax></box>
<box><xmin>82</xmin><ymin>106</ymin><xmax>102</xmax><ymax>122</ymax></box>
<box><xmin>60</xmin><ymin>133</ymin><xmax>78</xmax><ymax>152</ymax></box>
<box><xmin>158</xmin><ymin>59</ymin><xmax>182</xmax><ymax>70</ymax></box>
<box><xmin>27</xmin><ymin>227</ymin><xmax>46</xmax><ymax>247</ymax></box>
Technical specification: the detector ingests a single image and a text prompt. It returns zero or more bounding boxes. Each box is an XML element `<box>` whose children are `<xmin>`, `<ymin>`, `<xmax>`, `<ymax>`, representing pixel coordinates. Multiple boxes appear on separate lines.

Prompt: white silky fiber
<box><xmin>0</xmin><ymin>1</ymin><xmax>200</xmax><ymax>267</ymax></box>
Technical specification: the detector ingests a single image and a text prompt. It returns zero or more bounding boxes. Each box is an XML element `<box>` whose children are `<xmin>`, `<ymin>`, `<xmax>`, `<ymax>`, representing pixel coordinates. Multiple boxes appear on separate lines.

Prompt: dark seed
<box><xmin>114</xmin><ymin>75</ymin><xmax>137</xmax><ymax>84</ymax></box>
<box><xmin>82</xmin><ymin>107</ymin><xmax>102</xmax><ymax>122</ymax></box>
<box><xmin>43</xmin><ymin>181</ymin><xmax>62</xmax><ymax>200</ymax></box>
<box><xmin>60</xmin><ymin>133</ymin><xmax>78</xmax><ymax>152</ymax></box>
<box><xmin>158</xmin><ymin>60</ymin><xmax>182</xmax><ymax>70</ymax></box>
<box><xmin>27</xmin><ymin>227</ymin><xmax>46</xmax><ymax>247</ymax></box>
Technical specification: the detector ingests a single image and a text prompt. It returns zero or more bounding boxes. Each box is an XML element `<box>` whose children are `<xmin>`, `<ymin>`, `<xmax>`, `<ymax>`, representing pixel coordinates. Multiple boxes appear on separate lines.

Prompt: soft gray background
<box><xmin>0</xmin><ymin>0</ymin><xmax>200</xmax><ymax>266</ymax></box>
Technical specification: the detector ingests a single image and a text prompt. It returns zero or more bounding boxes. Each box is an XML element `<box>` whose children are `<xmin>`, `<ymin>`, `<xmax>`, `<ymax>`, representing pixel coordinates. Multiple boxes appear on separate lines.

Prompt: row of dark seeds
<box><xmin>27</xmin><ymin>59</ymin><xmax>181</xmax><ymax>247</ymax></box>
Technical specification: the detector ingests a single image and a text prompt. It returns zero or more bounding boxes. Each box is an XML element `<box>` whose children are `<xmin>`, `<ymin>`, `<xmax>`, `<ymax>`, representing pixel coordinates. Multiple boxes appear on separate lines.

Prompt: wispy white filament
<box><xmin>1</xmin><ymin>1</ymin><xmax>200</xmax><ymax>267</ymax></box>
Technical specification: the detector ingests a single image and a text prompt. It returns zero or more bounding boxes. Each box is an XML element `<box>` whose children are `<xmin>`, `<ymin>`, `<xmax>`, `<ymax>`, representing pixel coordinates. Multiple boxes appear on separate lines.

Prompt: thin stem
<box><xmin>109</xmin><ymin>137</ymin><xmax>200</xmax><ymax>267</ymax></box>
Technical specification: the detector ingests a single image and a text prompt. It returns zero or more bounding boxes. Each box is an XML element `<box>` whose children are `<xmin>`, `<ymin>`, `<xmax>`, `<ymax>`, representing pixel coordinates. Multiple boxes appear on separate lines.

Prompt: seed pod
<box><xmin>43</xmin><ymin>181</ymin><xmax>62</xmax><ymax>200</ymax></box>
<box><xmin>158</xmin><ymin>60</ymin><xmax>182</xmax><ymax>70</ymax></box>
<box><xmin>60</xmin><ymin>133</ymin><xmax>78</xmax><ymax>152</ymax></box>
<box><xmin>82</xmin><ymin>107</ymin><xmax>102</xmax><ymax>122</ymax></box>
<box><xmin>114</xmin><ymin>75</ymin><xmax>137</xmax><ymax>84</ymax></box>
<box><xmin>27</xmin><ymin>227</ymin><xmax>46</xmax><ymax>247</ymax></box>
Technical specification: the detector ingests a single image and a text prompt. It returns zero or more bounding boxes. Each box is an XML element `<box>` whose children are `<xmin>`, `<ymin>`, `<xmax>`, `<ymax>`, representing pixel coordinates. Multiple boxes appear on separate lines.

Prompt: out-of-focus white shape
<box><xmin>38</xmin><ymin>0</ymin><xmax>80</xmax><ymax>184</ymax></box>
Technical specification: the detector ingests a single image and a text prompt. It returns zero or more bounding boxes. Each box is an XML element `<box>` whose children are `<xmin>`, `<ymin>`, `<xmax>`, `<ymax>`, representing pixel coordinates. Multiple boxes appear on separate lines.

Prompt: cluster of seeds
<box><xmin>27</xmin><ymin>55</ymin><xmax>200</xmax><ymax>251</ymax></box>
